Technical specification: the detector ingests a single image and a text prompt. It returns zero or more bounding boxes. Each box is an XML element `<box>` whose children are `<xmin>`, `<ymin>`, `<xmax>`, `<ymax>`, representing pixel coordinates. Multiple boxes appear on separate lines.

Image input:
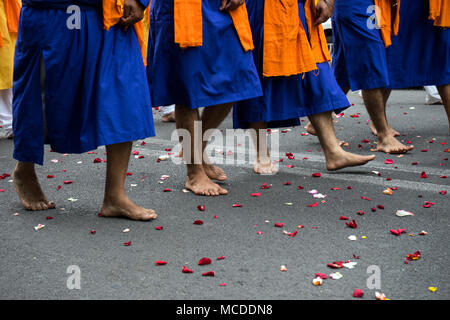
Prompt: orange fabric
<box><xmin>429</xmin><ymin>0</ymin><xmax>450</xmax><ymax>27</ymax></box>
<box><xmin>4</xmin><ymin>0</ymin><xmax>21</xmax><ymax>34</ymax></box>
<box><xmin>174</xmin><ymin>0</ymin><xmax>203</xmax><ymax>48</ymax></box>
<box><xmin>263</xmin><ymin>0</ymin><xmax>317</xmax><ymax>77</ymax></box>
<box><xmin>102</xmin><ymin>0</ymin><xmax>147</xmax><ymax>65</ymax></box>
<box><xmin>304</xmin><ymin>0</ymin><xmax>331</xmax><ymax>64</ymax></box>
<box><xmin>374</xmin><ymin>0</ymin><xmax>400</xmax><ymax>47</ymax></box>
<box><xmin>174</xmin><ymin>0</ymin><xmax>254</xmax><ymax>52</ymax></box>
<box><xmin>229</xmin><ymin>4</ymin><xmax>254</xmax><ymax>52</ymax></box>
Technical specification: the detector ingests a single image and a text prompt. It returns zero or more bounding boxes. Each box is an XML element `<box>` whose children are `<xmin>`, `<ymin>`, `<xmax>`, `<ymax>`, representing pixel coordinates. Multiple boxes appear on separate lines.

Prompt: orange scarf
<box><xmin>174</xmin><ymin>0</ymin><xmax>254</xmax><ymax>52</ymax></box>
<box><xmin>374</xmin><ymin>0</ymin><xmax>400</xmax><ymax>47</ymax></box>
<box><xmin>262</xmin><ymin>0</ymin><xmax>330</xmax><ymax>77</ymax></box>
<box><xmin>429</xmin><ymin>0</ymin><xmax>450</xmax><ymax>27</ymax></box>
<box><xmin>0</xmin><ymin>0</ymin><xmax>21</xmax><ymax>48</ymax></box>
<box><xmin>103</xmin><ymin>0</ymin><xmax>147</xmax><ymax>65</ymax></box>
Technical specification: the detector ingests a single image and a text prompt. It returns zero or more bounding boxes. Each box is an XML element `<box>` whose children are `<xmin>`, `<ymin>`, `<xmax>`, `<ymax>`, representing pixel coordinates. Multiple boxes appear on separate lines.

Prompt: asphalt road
<box><xmin>0</xmin><ymin>89</ymin><xmax>449</xmax><ymax>300</ymax></box>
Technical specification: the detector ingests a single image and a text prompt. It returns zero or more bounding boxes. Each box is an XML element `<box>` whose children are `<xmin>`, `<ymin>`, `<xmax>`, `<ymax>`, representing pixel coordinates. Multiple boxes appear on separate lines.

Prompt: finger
<box><xmin>219</xmin><ymin>0</ymin><xmax>228</xmax><ymax>11</ymax></box>
<box><xmin>123</xmin><ymin>3</ymin><xmax>131</xmax><ymax>20</ymax></box>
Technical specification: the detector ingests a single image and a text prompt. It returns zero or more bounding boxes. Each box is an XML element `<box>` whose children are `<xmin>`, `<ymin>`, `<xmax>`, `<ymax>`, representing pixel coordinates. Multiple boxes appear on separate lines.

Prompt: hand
<box><xmin>219</xmin><ymin>0</ymin><xmax>244</xmax><ymax>12</ymax></box>
<box><xmin>120</xmin><ymin>0</ymin><xmax>145</xmax><ymax>27</ymax></box>
<box><xmin>314</xmin><ymin>0</ymin><xmax>334</xmax><ymax>26</ymax></box>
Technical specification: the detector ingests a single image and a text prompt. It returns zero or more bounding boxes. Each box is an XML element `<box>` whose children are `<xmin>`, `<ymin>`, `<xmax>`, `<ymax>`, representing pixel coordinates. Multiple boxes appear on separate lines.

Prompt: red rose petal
<box><xmin>197</xmin><ymin>205</ymin><xmax>205</xmax><ymax>211</ymax></box>
<box><xmin>155</xmin><ymin>226</ymin><xmax>163</xmax><ymax>230</ymax></box>
<box><xmin>90</xmin><ymin>230</ymin><xmax>96</xmax><ymax>235</ymax></box>
<box><xmin>440</xmin><ymin>190</ymin><xmax>447</xmax><ymax>195</ymax></box>
<box><xmin>93</xmin><ymin>158</ymin><xmax>102</xmax><ymax>163</ymax></box>
<box><xmin>390</xmin><ymin>229</ymin><xmax>407</xmax><ymax>236</ymax></box>
<box><xmin>251</xmin><ymin>192</ymin><xmax>261</xmax><ymax>197</ymax></box>
<box><xmin>356</xmin><ymin>210</ymin><xmax>365</xmax><ymax>215</ymax></box>
<box><xmin>353</xmin><ymin>289</ymin><xmax>364</xmax><ymax>298</ymax></box>
<box><xmin>339</xmin><ymin>216</ymin><xmax>349</xmax><ymax>220</ymax></box>
<box><xmin>232</xmin><ymin>203</ymin><xmax>243</xmax><ymax>207</ymax></box>
<box><xmin>155</xmin><ymin>260</ymin><xmax>167</xmax><ymax>266</ymax></box>
<box><xmin>182</xmin><ymin>266</ymin><xmax>194</xmax><ymax>273</ymax></box>
<box><xmin>314</xmin><ymin>273</ymin><xmax>329</xmax><ymax>279</ymax></box>
<box><xmin>217</xmin><ymin>256</ymin><xmax>226</xmax><ymax>260</ymax></box>
<box><xmin>163</xmin><ymin>188</ymin><xmax>172</xmax><ymax>192</ymax></box>
<box><xmin>274</xmin><ymin>222</ymin><xmax>284</xmax><ymax>228</ymax></box>
<box><xmin>384</xmin><ymin>159</ymin><xmax>394</xmax><ymax>164</ymax></box>
<box><xmin>420</xmin><ymin>172</ymin><xmax>428</xmax><ymax>179</ymax></box>
<box><xmin>47</xmin><ymin>175</ymin><xmax>55</xmax><ymax>179</ymax></box>
<box><xmin>123</xmin><ymin>241</ymin><xmax>132</xmax><ymax>246</ymax></box>
<box><xmin>198</xmin><ymin>257</ymin><xmax>212</xmax><ymax>266</ymax></box>
<box><xmin>307</xmin><ymin>202</ymin><xmax>319</xmax><ymax>207</ymax></box>
<box><xmin>63</xmin><ymin>180</ymin><xmax>73</xmax><ymax>184</ymax></box>
<box><xmin>346</xmin><ymin>220</ymin><xmax>358</xmax><ymax>229</ymax></box>
<box><xmin>202</xmin><ymin>271</ymin><xmax>215</xmax><ymax>277</ymax></box>
<box><xmin>193</xmin><ymin>220</ymin><xmax>204</xmax><ymax>225</ymax></box>
<box><xmin>312</xmin><ymin>173</ymin><xmax>322</xmax><ymax>178</ymax></box>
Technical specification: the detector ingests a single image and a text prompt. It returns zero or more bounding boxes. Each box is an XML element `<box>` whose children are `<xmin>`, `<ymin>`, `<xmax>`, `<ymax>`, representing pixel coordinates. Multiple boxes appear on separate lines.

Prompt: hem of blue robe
<box><xmin>153</xmin><ymin>83</ymin><xmax>263</xmax><ymax>110</ymax></box>
<box><xmin>388</xmin><ymin>77</ymin><xmax>450</xmax><ymax>90</ymax></box>
<box><xmin>233</xmin><ymin>96</ymin><xmax>350</xmax><ymax>129</ymax></box>
<box><xmin>13</xmin><ymin>132</ymin><xmax>155</xmax><ymax>166</ymax></box>
<box><xmin>342</xmin><ymin>77</ymin><xmax>390</xmax><ymax>92</ymax></box>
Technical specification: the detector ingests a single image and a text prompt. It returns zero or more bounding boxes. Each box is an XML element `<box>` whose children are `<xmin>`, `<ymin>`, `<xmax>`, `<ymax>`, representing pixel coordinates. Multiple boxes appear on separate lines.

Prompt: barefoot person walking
<box><xmin>147</xmin><ymin>0</ymin><xmax>262</xmax><ymax>195</ymax></box>
<box><xmin>310</xmin><ymin>0</ymin><xmax>413</xmax><ymax>154</ymax></box>
<box><xmin>233</xmin><ymin>0</ymin><xmax>375</xmax><ymax>173</ymax></box>
<box><xmin>12</xmin><ymin>0</ymin><xmax>157</xmax><ymax>220</ymax></box>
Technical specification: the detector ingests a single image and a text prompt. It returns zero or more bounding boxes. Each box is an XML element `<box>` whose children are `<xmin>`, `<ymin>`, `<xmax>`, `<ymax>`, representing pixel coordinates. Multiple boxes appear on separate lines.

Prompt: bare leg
<box><xmin>176</xmin><ymin>104</ymin><xmax>228</xmax><ymax>196</ymax></box>
<box><xmin>308</xmin><ymin>111</ymin><xmax>375</xmax><ymax>170</ymax></box>
<box><xmin>248</xmin><ymin>121</ymin><xmax>278</xmax><ymax>174</ymax></box>
<box><xmin>362</xmin><ymin>88</ymin><xmax>413</xmax><ymax>154</ymax></box>
<box><xmin>369</xmin><ymin>88</ymin><xmax>400</xmax><ymax>136</ymax></box>
<box><xmin>200</xmin><ymin>103</ymin><xmax>233</xmax><ymax>181</ymax></box>
<box><xmin>13</xmin><ymin>162</ymin><xmax>56</xmax><ymax>211</ymax></box>
<box><xmin>437</xmin><ymin>84</ymin><xmax>450</xmax><ymax>131</ymax></box>
<box><xmin>305</xmin><ymin>86</ymin><xmax>350</xmax><ymax>136</ymax></box>
<box><xmin>100</xmin><ymin>142</ymin><xmax>157</xmax><ymax>220</ymax></box>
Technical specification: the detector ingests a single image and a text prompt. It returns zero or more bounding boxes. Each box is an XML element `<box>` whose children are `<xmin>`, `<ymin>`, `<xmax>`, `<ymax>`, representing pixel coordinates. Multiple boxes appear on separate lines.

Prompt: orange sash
<box><xmin>429</xmin><ymin>0</ymin><xmax>450</xmax><ymax>28</ymax></box>
<box><xmin>174</xmin><ymin>0</ymin><xmax>254</xmax><ymax>52</ymax></box>
<box><xmin>262</xmin><ymin>0</ymin><xmax>330</xmax><ymax>77</ymax></box>
<box><xmin>374</xmin><ymin>0</ymin><xmax>400</xmax><ymax>47</ymax></box>
<box><xmin>1</xmin><ymin>0</ymin><xmax>21</xmax><ymax>48</ymax></box>
<box><xmin>103</xmin><ymin>0</ymin><xmax>147</xmax><ymax>65</ymax></box>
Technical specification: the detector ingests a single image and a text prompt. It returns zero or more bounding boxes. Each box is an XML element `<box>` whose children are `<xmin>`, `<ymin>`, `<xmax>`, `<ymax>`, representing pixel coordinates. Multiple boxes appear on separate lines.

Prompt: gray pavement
<box><xmin>0</xmin><ymin>89</ymin><xmax>449</xmax><ymax>300</ymax></box>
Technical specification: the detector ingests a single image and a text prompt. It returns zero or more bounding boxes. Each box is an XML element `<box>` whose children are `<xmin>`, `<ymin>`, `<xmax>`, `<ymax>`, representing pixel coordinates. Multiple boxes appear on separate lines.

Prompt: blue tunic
<box><xmin>146</xmin><ymin>0</ymin><xmax>262</xmax><ymax>109</ymax></box>
<box><xmin>332</xmin><ymin>0</ymin><xmax>390</xmax><ymax>90</ymax></box>
<box><xmin>386</xmin><ymin>0</ymin><xmax>450</xmax><ymax>88</ymax></box>
<box><xmin>13</xmin><ymin>2</ymin><xmax>155</xmax><ymax>165</ymax></box>
<box><xmin>233</xmin><ymin>0</ymin><xmax>349</xmax><ymax>129</ymax></box>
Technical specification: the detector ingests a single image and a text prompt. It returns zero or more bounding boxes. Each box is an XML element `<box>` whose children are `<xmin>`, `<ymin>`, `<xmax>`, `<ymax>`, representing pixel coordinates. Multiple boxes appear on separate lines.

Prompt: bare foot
<box><xmin>186</xmin><ymin>167</ymin><xmax>228</xmax><ymax>196</ymax></box>
<box><xmin>376</xmin><ymin>135</ymin><xmax>414</xmax><ymax>154</ymax></box>
<box><xmin>305</xmin><ymin>122</ymin><xmax>317</xmax><ymax>136</ymax></box>
<box><xmin>101</xmin><ymin>195</ymin><xmax>157</xmax><ymax>221</ymax></box>
<box><xmin>254</xmin><ymin>158</ymin><xmax>279</xmax><ymax>175</ymax></box>
<box><xmin>326</xmin><ymin>149</ymin><xmax>376</xmax><ymax>171</ymax></box>
<box><xmin>370</xmin><ymin>122</ymin><xmax>400</xmax><ymax>137</ymax></box>
<box><xmin>13</xmin><ymin>166</ymin><xmax>56</xmax><ymax>211</ymax></box>
<box><xmin>161</xmin><ymin>111</ymin><xmax>175</xmax><ymax>122</ymax></box>
<box><xmin>203</xmin><ymin>163</ymin><xmax>227</xmax><ymax>181</ymax></box>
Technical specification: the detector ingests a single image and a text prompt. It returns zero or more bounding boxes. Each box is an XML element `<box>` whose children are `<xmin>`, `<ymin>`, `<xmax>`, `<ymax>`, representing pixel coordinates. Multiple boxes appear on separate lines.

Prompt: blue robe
<box><xmin>332</xmin><ymin>0</ymin><xmax>390</xmax><ymax>90</ymax></box>
<box><xmin>13</xmin><ymin>1</ymin><xmax>155</xmax><ymax>165</ymax></box>
<box><xmin>146</xmin><ymin>0</ymin><xmax>262</xmax><ymax>109</ymax></box>
<box><xmin>386</xmin><ymin>0</ymin><xmax>450</xmax><ymax>88</ymax></box>
<box><xmin>233</xmin><ymin>0</ymin><xmax>349</xmax><ymax>129</ymax></box>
